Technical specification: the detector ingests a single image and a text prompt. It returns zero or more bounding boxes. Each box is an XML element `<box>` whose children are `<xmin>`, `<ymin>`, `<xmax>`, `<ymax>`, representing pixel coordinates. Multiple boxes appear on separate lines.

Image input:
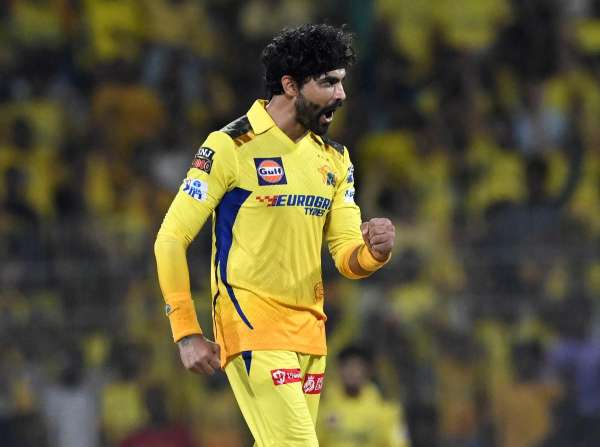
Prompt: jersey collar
<box><xmin>247</xmin><ymin>100</ymin><xmax>276</xmax><ymax>135</ymax></box>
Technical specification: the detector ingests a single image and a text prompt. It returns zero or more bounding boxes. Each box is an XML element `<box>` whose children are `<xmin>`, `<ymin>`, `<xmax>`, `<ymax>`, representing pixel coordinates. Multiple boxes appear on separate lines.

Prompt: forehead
<box><xmin>315</xmin><ymin>68</ymin><xmax>346</xmax><ymax>80</ymax></box>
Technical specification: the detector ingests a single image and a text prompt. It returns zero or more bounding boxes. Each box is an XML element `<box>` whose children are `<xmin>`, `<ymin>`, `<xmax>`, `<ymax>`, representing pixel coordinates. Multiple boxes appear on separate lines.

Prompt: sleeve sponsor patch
<box><xmin>346</xmin><ymin>164</ymin><xmax>354</xmax><ymax>183</ymax></box>
<box><xmin>344</xmin><ymin>187</ymin><xmax>355</xmax><ymax>203</ymax></box>
<box><xmin>191</xmin><ymin>146</ymin><xmax>215</xmax><ymax>173</ymax></box>
<box><xmin>182</xmin><ymin>178</ymin><xmax>208</xmax><ymax>202</ymax></box>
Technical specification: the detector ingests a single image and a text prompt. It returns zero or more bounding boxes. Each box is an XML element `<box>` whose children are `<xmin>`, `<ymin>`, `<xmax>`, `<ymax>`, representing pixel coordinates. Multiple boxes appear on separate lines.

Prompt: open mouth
<box><xmin>320</xmin><ymin>107</ymin><xmax>337</xmax><ymax>124</ymax></box>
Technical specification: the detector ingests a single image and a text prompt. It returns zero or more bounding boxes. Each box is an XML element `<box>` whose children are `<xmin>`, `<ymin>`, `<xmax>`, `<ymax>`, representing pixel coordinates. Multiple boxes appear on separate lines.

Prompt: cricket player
<box><xmin>154</xmin><ymin>24</ymin><xmax>396</xmax><ymax>446</ymax></box>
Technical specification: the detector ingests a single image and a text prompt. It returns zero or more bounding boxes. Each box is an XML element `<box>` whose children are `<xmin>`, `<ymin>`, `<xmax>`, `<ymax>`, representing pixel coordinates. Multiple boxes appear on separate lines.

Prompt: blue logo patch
<box><xmin>182</xmin><ymin>178</ymin><xmax>208</xmax><ymax>202</ymax></box>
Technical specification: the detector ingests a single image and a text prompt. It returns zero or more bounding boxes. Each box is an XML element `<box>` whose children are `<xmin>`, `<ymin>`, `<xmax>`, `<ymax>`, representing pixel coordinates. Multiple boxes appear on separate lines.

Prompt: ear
<box><xmin>280</xmin><ymin>75</ymin><xmax>299</xmax><ymax>98</ymax></box>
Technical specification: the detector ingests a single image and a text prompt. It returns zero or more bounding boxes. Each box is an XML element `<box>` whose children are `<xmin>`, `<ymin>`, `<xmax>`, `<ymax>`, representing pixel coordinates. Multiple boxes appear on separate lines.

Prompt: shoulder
<box><xmin>219</xmin><ymin>115</ymin><xmax>253</xmax><ymax>146</ymax></box>
<box><xmin>321</xmin><ymin>135</ymin><xmax>346</xmax><ymax>156</ymax></box>
<box><xmin>321</xmin><ymin>135</ymin><xmax>353</xmax><ymax>172</ymax></box>
<box><xmin>200</xmin><ymin>114</ymin><xmax>253</xmax><ymax>151</ymax></box>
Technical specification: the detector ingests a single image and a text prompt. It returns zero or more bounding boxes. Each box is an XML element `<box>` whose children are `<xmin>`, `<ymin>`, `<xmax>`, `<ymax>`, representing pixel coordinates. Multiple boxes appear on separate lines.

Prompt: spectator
<box><xmin>318</xmin><ymin>345</ymin><xmax>410</xmax><ymax>447</ymax></box>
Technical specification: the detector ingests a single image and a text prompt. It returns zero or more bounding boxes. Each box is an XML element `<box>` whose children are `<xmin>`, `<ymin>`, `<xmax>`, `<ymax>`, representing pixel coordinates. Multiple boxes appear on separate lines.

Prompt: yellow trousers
<box><xmin>225</xmin><ymin>350</ymin><xmax>327</xmax><ymax>447</ymax></box>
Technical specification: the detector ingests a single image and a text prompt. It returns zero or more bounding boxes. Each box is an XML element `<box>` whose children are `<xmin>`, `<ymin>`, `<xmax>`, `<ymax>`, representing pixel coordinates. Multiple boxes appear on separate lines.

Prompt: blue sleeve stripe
<box><xmin>214</xmin><ymin>187</ymin><xmax>254</xmax><ymax>330</ymax></box>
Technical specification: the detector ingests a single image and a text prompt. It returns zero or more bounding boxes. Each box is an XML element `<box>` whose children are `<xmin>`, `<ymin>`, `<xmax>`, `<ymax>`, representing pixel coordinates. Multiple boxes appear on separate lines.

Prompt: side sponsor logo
<box><xmin>255</xmin><ymin>157</ymin><xmax>287</xmax><ymax>185</ymax></box>
<box><xmin>271</xmin><ymin>368</ymin><xmax>302</xmax><ymax>386</ymax></box>
<box><xmin>256</xmin><ymin>194</ymin><xmax>332</xmax><ymax>216</ymax></box>
<box><xmin>344</xmin><ymin>187</ymin><xmax>355</xmax><ymax>203</ymax></box>
<box><xmin>303</xmin><ymin>373</ymin><xmax>325</xmax><ymax>394</ymax></box>
<box><xmin>191</xmin><ymin>146</ymin><xmax>215</xmax><ymax>173</ymax></box>
<box><xmin>182</xmin><ymin>178</ymin><xmax>208</xmax><ymax>202</ymax></box>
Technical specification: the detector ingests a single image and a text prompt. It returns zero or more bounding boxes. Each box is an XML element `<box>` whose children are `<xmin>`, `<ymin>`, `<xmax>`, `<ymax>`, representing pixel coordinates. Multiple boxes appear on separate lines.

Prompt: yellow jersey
<box><xmin>155</xmin><ymin>100</ymin><xmax>385</xmax><ymax>364</ymax></box>
<box><xmin>318</xmin><ymin>383</ymin><xmax>410</xmax><ymax>447</ymax></box>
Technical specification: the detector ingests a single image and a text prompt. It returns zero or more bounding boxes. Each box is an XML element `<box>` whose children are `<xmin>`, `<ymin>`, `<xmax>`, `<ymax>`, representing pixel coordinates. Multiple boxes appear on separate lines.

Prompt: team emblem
<box><xmin>254</xmin><ymin>157</ymin><xmax>287</xmax><ymax>185</ymax></box>
<box><xmin>319</xmin><ymin>165</ymin><xmax>337</xmax><ymax>187</ymax></box>
<box><xmin>314</xmin><ymin>282</ymin><xmax>324</xmax><ymax>303</ymax></box>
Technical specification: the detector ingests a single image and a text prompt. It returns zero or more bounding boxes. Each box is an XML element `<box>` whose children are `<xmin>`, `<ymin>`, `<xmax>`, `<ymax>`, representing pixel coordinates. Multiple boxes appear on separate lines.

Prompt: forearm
<box><xmin>154</xmin><ymin>232</ymin><xmax>202</xmax><ymax>341</ymax></box>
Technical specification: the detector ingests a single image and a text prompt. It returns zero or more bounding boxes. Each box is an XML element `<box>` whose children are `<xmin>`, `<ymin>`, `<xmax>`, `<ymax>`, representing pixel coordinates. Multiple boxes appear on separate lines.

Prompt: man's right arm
<box><xmin>154</xmin><ymin>131</ymin><xmax>238</xmax><ymax>372</ymax></box>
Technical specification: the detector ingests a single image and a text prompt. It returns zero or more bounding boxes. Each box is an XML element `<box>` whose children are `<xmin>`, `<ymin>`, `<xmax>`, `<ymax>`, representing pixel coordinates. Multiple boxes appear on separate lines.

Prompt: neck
<box><xmin>265</xmin><ymin>95</ymin><xmax>308</xmax><ymax>143</ymax></box>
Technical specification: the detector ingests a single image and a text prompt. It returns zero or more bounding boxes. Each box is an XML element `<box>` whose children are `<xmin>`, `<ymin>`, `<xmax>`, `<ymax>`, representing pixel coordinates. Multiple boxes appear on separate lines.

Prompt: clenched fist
<box><xmin>361</xmin><ymin>218</ymin><xmax>395</xmax><ymax>261</ymax></box>
<box><xmin>177</xmin><ymin>334</ymin><xmax>221</xmax><ymax>374</ymax></box>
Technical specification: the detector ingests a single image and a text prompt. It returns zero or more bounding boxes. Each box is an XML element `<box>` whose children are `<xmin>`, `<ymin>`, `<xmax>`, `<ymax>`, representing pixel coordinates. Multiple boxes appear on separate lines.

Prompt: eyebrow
<box><xmin>319</xmin><ymin>75</ymin><xmax>344</xmax><ymax>84</ymax></box>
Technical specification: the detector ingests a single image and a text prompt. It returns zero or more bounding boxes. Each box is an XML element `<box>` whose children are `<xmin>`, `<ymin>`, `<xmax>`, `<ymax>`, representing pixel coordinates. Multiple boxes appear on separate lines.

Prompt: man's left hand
<box><xmin>361</xmin><ymin>218</ymin><xmax>395</xmax><ymax>261</ymax></box>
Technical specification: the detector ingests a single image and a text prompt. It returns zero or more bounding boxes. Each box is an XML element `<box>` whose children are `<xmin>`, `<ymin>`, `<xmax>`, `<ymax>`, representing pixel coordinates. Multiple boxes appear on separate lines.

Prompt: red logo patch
<box><xmin>192</xmin><ymin>157</ymin><xmax>212</xmax><ymax>172</ymax></box>
<box><xmin>303</xmin><ymin>373</ymin><xmax>325</xmax><ymax>394</ymax></box>
<box><xmin>271</xmin><ymin>368</ymin><xmax>302</xmax><ymax>386</ymax></box>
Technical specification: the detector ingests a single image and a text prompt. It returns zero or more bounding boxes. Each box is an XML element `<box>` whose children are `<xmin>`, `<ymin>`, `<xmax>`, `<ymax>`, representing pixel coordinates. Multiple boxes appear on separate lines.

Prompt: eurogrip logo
<box><xmin>256</xmin><ymin>194</ymin><xmax>332</xmax><ymax>216</ymax></box>
<box><xmin>254</xmin><ymin>157</ymin><xmax>287</xmax><ymax>185</ymax></box>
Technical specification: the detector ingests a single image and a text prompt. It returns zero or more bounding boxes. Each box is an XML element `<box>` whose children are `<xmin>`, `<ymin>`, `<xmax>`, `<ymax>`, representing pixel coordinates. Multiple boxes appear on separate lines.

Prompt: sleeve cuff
<box><xmin>357</xmin><ymin>244</ymin><xmax>390</xmax><ymax>272</ymax></box>
<box><xmin>165</xmin><ymin>295</ymin><xmax>203</xmax><ymax>342</ymax></box>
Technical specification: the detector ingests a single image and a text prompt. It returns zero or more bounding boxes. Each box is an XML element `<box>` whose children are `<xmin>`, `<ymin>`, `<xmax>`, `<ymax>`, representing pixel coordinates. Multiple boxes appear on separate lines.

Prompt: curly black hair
<box><xmin>261</xmin><ymin>24</ymin><xmax>356</xmax><ymax>97</ymax></box>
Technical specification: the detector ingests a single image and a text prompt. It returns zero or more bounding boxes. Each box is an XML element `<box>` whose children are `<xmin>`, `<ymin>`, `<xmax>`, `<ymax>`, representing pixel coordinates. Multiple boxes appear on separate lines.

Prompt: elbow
<box><xmin>154</xmin><ymin>231</ymin><xmax>166</xmax><ymax>258</ymax></box>
<box><xmin>154</xmin><ymin>230</ymin><xmax>187</xmax><ymax>259</ymax></box>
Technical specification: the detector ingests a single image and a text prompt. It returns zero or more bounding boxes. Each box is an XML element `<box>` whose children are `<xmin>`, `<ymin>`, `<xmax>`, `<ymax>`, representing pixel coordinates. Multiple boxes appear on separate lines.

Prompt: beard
<box><xmin>295</xmin><ymin>92</ymin><xmax>342</xmax><ymax>136</ymax></box>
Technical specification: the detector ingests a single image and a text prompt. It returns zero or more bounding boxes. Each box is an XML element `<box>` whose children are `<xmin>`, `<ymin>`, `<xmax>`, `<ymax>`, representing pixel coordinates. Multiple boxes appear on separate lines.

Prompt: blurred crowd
<box><xmin>2</xmin><ymin>0</ymin><xmax>600</xmax><ymax>446</ymax></box>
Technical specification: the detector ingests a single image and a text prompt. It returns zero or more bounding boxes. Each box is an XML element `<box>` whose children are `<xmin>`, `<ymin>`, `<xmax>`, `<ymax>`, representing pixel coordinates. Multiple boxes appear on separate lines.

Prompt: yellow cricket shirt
<box><xmin>318</xmin><ymin>384</ymin><xmax>410</xmax><ymax>447</ymax></box>
<box><xmin>155</xmin><ymin>100</ymin><xmax>385</xmax><ymax>364</ymax></box>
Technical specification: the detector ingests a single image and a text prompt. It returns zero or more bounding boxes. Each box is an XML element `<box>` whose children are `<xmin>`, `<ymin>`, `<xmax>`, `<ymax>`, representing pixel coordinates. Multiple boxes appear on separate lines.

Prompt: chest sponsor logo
<box><xmin>254</xmin><ymin>157</ymin><xmax>287</xmax><ymax>185</ymax></box>
<box><xmin>191</xmin><ymin>146</ymin><xmax>215</xmax><ymax>173</ymax></box>
<box><xmin>256</xmin><ymin>194</ymin><xmax>332</xmax><ymax>216</ymax></box>
<box><xmin>303</xmin><ymin>373</ymin><xmax>325</xmax><ymax>394</ymax></box>
<box><xmin>182</xmin><ymin>178</ymin><xmax>208</xmax><ymax>202</ymax></box>
<box><xmin>271</xmin><ymin>368</ymin><xmax>302</xmax><ymax>386</ymax></box>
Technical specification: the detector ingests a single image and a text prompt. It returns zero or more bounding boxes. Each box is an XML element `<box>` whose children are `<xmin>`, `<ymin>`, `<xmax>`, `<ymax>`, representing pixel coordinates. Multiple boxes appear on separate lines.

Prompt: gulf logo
<box><xmin>254</xmin><ymin>157</ymin><xmax>288</xmax><ymax>185</ymax></box>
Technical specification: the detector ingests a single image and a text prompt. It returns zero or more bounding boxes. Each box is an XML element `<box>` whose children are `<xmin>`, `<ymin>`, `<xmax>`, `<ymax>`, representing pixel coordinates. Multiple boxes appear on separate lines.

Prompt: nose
<box><xmin>334</xmin><ymin>83</ymin><xmax>346</xmax><ymax>101</ymax></box>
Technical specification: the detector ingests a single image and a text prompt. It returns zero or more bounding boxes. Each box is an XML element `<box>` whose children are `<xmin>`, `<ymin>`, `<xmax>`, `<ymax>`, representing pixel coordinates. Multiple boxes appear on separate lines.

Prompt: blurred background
<box><xmin>2</xmin><ymin>0</ymin><xmax>600</xmax><ymax>446</ymax></box>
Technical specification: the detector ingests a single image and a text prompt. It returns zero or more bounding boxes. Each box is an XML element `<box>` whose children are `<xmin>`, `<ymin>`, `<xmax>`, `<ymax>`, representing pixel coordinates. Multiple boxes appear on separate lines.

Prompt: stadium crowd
<box><xmin>2</xmin><ymin>0</ymin><xmax>600</xmax><ymax>446</ymax></box>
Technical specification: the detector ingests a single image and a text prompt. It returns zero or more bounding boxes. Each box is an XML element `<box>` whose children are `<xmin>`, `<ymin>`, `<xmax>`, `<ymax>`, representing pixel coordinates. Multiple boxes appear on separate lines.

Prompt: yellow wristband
<box><xmin>357</xmin><ymin>244</ymin><xmax>390</xmax><ymax>272</ymax></box>
<box><xmin>165</xmin><ymin>295</ymin><xmax>203</xmax><ymax>342</ymax></box>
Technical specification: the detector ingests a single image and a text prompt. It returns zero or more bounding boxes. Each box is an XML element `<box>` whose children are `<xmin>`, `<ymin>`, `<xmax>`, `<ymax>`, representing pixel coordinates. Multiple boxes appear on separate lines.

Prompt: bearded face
<box><xmin>293</xmin><ymin>69</ymin><xmax>346</xmax><ymax>135</ymax></box>
<box><xmin>295</xmin><ymin>92</ymin><xmax>342</xmax><ymax>136</ymax></box>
